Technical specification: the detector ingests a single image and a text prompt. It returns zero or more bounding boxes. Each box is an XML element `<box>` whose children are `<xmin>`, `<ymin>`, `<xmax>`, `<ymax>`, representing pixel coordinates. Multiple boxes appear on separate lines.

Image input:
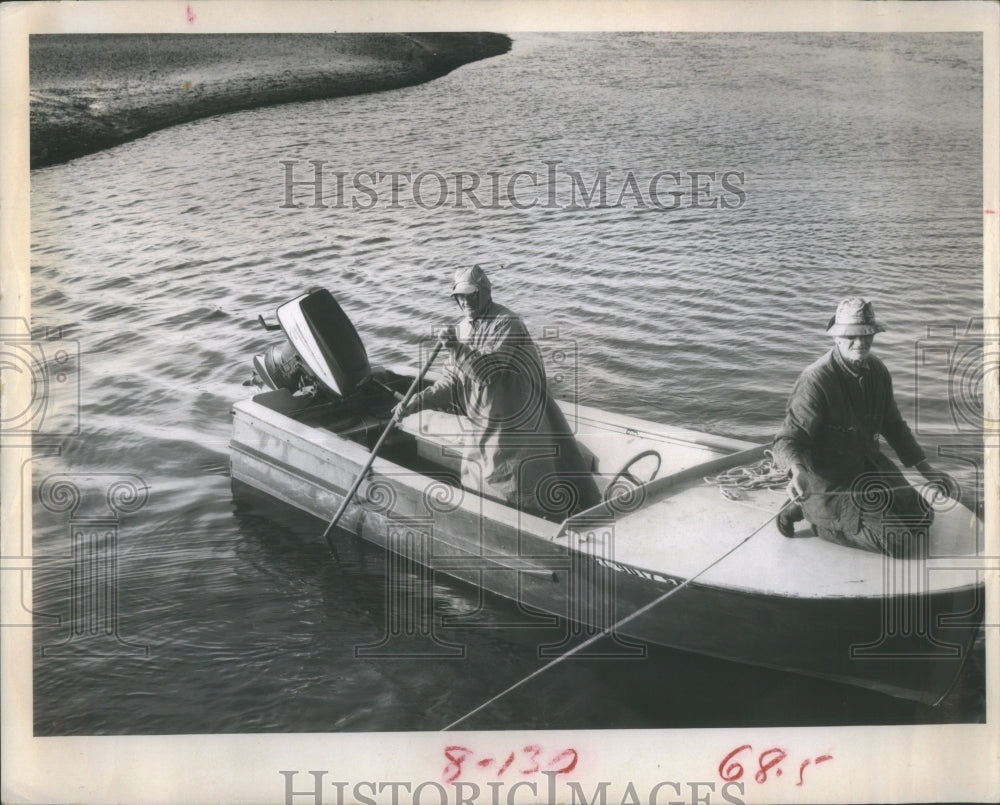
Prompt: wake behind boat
<box><xmin>229</xmin><ymin>289</ymin><xmax>984</xmax><ymax>706</ymax></box>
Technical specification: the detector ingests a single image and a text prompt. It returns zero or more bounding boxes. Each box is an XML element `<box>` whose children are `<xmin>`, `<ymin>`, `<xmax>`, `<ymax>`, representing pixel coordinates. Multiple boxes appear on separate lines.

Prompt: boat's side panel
<box><xmin>231</xmin><ymin>397</ymin><xmax>563</xmax><ymax>554</ymax></box>
<box><xmin>231</xmin><ymin>400</ymin><xmax>372</xmax><ymax>529</ymax></box>
<box><xmin>426</xmin><ymin>517</ymin><xmax>982</xmax><ymax>704</ymax></box>
<box><xmin>603</xmin><ymin>571</ymin><xmax>981</xmax><ymax>704</ymax></box>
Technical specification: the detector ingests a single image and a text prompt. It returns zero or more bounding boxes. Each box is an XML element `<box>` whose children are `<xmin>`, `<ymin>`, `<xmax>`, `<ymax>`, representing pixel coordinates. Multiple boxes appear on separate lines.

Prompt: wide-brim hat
<box><xmin>451</xmin><ymin>264</ymin><xmax>491</xmax><ymax>296</ymax></box>
<box><xmin>826</xmin><ymin>297</ymin><xmax>886</xmax><ymax>336</ymax></box>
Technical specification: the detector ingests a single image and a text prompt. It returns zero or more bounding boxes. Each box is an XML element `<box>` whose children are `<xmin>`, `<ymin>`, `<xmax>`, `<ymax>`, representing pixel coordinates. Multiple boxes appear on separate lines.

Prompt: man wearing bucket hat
<box><xmin>394</xmin><ymin>265</ymin><xmax>601</xmax><ymax>520</ymax></box>
<box><xmin>772</xmin><ymin>297</ymin><xmax>957</xmax><ymax>556</ymax></box>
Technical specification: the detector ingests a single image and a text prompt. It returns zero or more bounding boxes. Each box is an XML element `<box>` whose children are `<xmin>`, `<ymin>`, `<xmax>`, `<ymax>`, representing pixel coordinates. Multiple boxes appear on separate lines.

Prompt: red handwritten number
<box><xmin>443</xmin><ymin>746</ymin><xmax>472</xmax><ymax>783</ymax></box>
<box><xmin>798</xmin><ymin>754</ymin><xmax>833</xmax><ymax>786</ymax></box>
<box><xmin>719</xmin><ymin>744</ymin><xmax>752</xmax><ymax>782</ymax></box>
<box><xmin>496</xmin><ymin>752</ymin><xmax>515</xmax><ymax>776</ymax></box>
<box><xmin>548</xmin><ymin>748</ymin><xmax>579</xmax><ymax>774</ymax></box>
<box><xmin>521</xmin><ymin>745</ymin><xmax>542</xmax><ymax>775</ymax></box>
<box><xmin>722</xmin><ymin>745</ymin><xmax>830</xmax><ymax>786</ymax></box>
<box><xmin>186</xmin><ymin>5</ymin><xmax>196</xmax><ymax>23</ymax></box>
<box><xmin>445</xmin><ymin>746</ymin><xmax>579</xmax><ymax>781</ymax></box>
<box><xmin>755</xmin><ymin>747</ymin><xmax>787</xmax><ymax>783</ymax></box>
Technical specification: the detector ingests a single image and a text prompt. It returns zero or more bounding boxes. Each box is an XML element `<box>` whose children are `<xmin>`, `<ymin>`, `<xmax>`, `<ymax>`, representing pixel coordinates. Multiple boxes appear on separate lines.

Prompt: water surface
<box><xmin>30</xmin><ymin>32</ymin><xmax>985</xmax><ymax>734</ymax></box>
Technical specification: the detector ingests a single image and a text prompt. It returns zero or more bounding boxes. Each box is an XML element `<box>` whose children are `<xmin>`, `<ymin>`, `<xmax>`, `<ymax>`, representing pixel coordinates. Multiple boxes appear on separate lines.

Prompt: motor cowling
<box><xmin>246</xmin><ymin>289</ymin><xmax>373</xmax><ymax>397</ymax></box>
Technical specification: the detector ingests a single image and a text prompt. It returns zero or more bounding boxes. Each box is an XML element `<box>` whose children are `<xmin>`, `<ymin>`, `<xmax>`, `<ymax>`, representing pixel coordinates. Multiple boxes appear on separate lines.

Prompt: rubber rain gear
<box><xmin>412</xmin><ymin>266</ymin><xmax>601</xmax><ymax>520</ymax></box>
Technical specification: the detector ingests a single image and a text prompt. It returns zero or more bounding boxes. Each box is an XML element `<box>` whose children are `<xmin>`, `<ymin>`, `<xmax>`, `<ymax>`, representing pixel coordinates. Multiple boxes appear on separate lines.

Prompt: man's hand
<box><xmin>392</xmin><ymin>396</ymin><xmax>419</xmax><ymax>422</ymax></box>
<box><xmin>915</xmin><ymin>460</ymin><xmax>959</xmax><ymax>502</ymax></box>
<box><xmin>438</xmin><ymin>325</ymin><xmax>460</xmax><ymax>352</ymax></box>
<box><xmin>788</xmin><ymin>464</ymin><xmax>811</xmax><ymax>502</ymax></box>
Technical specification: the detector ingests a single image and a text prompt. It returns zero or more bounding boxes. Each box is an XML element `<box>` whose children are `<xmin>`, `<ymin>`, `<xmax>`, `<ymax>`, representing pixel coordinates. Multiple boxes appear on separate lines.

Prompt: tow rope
<box><xmin>440</xmin><ymin>500</ymin><xmax>791</xmax><ymax>731</ymax></box>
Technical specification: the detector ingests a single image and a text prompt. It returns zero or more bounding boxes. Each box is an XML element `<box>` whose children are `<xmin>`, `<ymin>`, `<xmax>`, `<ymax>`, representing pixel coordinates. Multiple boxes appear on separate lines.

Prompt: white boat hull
<box><xmin>230</xmin><ymin>389</ymin><xmax>984</xmax><ymax>705</ymax></box>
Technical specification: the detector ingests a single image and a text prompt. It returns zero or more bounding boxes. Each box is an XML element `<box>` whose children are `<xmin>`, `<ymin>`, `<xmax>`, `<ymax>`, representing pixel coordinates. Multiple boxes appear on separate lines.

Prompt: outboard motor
<box><xmin>251</xmin><ymin>341</ymin><xmax>307</xmax><ymax>393</ymax></box>
<box><xmin>245</xmin><ymin>288</ymin><xmax>374</xmax><ymax>399</ymax></box>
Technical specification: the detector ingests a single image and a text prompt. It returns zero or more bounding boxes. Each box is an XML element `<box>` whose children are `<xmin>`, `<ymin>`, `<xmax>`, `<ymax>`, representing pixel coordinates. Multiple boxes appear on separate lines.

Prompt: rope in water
<box><xmin>703</xmin><ymin>451</ymin><xmax>789</xmax><ymax>500</ymax></box>
<box><xmin>440</xmin><ymin>503</ymin><xmax>790</xmax><ymax>731</ymax></box>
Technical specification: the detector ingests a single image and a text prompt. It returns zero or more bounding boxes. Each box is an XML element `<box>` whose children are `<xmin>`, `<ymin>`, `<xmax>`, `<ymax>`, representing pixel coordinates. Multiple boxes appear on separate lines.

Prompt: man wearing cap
<box><xmin>393</xmin><ymin>265</ymin><xmax>601</xmax><ymax>520</ymax></box>
<box><xmin>772</xmin><ymin>297</ymin><xmax>956</xmax><ymax>556</ymax></box>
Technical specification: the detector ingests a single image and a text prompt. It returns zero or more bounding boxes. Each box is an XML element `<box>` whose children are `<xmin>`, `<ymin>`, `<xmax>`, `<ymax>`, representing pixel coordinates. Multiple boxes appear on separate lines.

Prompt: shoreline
<box><xmin>29</xmin><ymin>33</ymin><xmax>511</xmax><ymax>169</ymax></box>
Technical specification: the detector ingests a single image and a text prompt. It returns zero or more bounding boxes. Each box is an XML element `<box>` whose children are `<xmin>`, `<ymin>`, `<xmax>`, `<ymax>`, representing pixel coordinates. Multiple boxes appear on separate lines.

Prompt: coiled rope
<box><xmin>703</xmin><ymin>450</ymin><xmax>789</xmax><ymax>500</ymax></box>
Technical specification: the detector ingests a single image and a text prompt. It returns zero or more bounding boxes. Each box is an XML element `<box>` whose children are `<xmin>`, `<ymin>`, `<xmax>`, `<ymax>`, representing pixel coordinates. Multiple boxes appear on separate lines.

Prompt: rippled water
<box><xmin>30</xmin><ymin>32</ymin><xmax>985</xmax><ymax>734</ymax></box>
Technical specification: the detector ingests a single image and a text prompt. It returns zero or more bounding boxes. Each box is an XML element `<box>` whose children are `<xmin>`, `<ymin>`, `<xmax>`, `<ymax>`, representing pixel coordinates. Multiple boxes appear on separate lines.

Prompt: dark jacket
<box><xmin>772</xmin><ymin>348</ymin><xmax>925</xmax><ymax>529</ymax></box>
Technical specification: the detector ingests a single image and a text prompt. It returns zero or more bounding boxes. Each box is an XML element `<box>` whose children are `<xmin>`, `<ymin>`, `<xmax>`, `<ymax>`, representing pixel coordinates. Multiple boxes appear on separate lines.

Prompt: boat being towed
<box><xmin>230</xmin><ymin>289</ymin><xmax>985</xmax><ymax>705</ymax></box>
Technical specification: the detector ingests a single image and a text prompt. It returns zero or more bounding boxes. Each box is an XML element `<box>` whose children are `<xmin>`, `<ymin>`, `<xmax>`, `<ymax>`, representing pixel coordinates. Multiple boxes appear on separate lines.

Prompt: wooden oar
<box><xmin>321</xmin><ymin>340</ymin><xmax>444</xmax><ymax>554</ymax></box>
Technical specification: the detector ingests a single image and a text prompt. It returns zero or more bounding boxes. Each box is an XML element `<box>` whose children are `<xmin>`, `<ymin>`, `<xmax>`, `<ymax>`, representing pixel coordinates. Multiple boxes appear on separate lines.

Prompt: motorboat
<box><xmin>230</xmin><ymin>289</ymin><xmax>984</xmax><ymax>705</ymax></box>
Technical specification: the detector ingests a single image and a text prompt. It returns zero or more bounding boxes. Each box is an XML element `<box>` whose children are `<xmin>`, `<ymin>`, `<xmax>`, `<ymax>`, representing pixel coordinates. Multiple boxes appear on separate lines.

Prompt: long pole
<box><xmin>441</xmin><ymin>499</ymin><xmax>795</xmax><ymax>731</ymax></box>
<box><xmin>321</xmin><ymin>340</ymin><xmax>444</xmax><ymax>553</ymax></box>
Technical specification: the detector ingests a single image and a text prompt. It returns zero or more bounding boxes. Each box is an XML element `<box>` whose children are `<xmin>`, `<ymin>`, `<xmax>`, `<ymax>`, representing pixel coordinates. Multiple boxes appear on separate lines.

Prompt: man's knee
<box><xmin>880</xmin><ymin>525</ymin><xmax>930</xmax><ymax>558</ymax></box>
<box><xmin>813</xmin><ymin>515</ymin><xmax>931</xmax><ymax>558</ymax></box>
<box><xmin>862</xmin><ymin>515</ymin><xmax>932</xmax><ymax>558</ymax></box>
